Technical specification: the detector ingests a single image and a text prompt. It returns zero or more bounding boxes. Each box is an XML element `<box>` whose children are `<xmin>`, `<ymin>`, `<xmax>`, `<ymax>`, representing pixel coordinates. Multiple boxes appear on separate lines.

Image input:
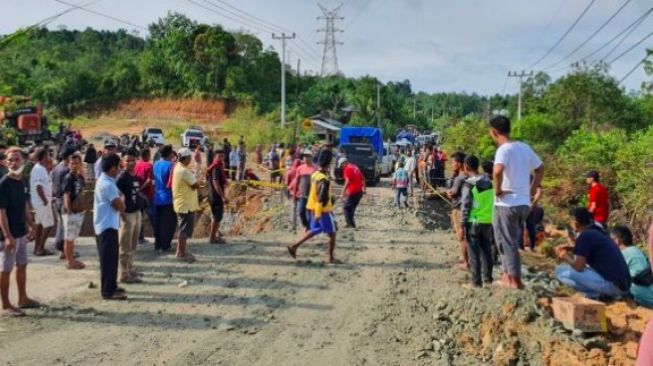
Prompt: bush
<box><xmin>441</xmin><ymin>116</ymin><xmax>495</xmax><ymax>161</ymax></box>
<box><xmin>222</xmin><ymin>106</ymin><xmax>290</xmax><ymax>148</ymax></box>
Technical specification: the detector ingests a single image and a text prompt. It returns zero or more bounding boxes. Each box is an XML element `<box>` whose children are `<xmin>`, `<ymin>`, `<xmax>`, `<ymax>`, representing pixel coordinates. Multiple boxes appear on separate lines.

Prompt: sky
<box><xmin>2</xmin><ymin>0</ymin><xmax>652</xmax><ymax>95</ymax></box>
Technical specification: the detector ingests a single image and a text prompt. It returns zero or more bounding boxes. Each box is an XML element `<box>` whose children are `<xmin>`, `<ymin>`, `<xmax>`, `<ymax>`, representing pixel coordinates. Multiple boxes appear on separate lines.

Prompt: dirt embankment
<box><xmin>77</xmin><ymin>97</ymin><xmax>238</xmax><ymax>125</ymax></box>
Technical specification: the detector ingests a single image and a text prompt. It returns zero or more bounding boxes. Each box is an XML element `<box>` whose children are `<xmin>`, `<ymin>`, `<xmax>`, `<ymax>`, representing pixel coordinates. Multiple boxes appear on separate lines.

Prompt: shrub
<box><xmin>222</xmin><ymin>106</ymin><xmax>290</xmax><ymax>148</ymax></box>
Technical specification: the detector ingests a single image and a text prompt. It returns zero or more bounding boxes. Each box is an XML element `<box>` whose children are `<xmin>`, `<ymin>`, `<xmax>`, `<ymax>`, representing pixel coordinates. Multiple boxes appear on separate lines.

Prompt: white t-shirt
<box><xmin>494</xmin><ymin>141</ymin><xmax>542</xmax><ymax>207</ymax></box>
<box><xmin>30</xmin><ymin>163</ymin><xmax>52</xmax><ymax>208</ymax></box>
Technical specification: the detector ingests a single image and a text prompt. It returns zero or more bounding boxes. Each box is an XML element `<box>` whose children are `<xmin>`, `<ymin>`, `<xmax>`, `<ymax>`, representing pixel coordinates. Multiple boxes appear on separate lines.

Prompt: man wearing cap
<box><xmin>287</xmin><ymin>153</ymin><xmax>337</xmax><ymax>264</ymax></box>
<box><xmin>291</xmin><ymin>150</ymin><xmax>317</xmax><ymax>231</ymax></box>
<box><xmin>95</xmin><ymin>140</ymin><xmax>117</xmax><ymax>179</ymax></box>
<box><xmin>586</xmin><ymin>171</ymin><xmax>609</xmax><ymax>228</ymax></box>
<box><xmin>52</xmin><ymin>148</ymin><xmax>75</xmax><ymax>256</ymax></box>
<box><xmin>338</xmin><ymin>157</ymin><xmax>365</xmax><ymax>229</ymax></box>
<box><xmin>172</xmin><ymin>148</ymin><xmax>199</xmax><ymax>263</ymax></box>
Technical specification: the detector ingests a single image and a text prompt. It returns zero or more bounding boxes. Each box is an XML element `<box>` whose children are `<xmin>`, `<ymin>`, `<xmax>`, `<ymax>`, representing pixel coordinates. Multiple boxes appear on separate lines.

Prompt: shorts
<box><xmin>309</xmin><ymin>212</ymin><xmax>336</xmax><ymax>236</ymax></box>
<box><xmin>451</xmin><ymin>208</ymin><xmax>463</xmax><ymax>240</ymax></box>
<box><xmin>63</xmin><ymin>212</ymin><xmax>85</xmax><ymax>241</ymax></box>
<box><xmin>270</xmin><ymin>170</ymin><xmax>281</xmax><ymax>181</ymax></box>
<box><xmin>210</xmin><ymin>199</ymin><xmax>224</xmax><ymax>222</ymax></box>
<box><xmin>35</xmin><ymin>204</ymin><xmax>55</xmax><ymax>228</ymax></box>
<box><xmin>177</xmin><ymin>212</ymin><xmax>195</xmax><ymax>238</ymax></box>
<box><xmin>0</xmin><ymin>236</ymin><xmax>28</xmax><ymax>272</ymax></box>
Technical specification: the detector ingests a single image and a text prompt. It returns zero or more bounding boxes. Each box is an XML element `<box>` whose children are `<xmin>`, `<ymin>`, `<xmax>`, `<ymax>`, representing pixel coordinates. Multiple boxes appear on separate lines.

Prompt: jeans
<box><xmin>396</xmin><ymin>188</ymin><xmax>408</xmax><ymax>207</ymax></box>
<box><xmin>297</xmin><ymin>197</ymin><xmax>309</xmax><ymax>230</ymax></box>
<box><xmin>54</xmin><ymin>199</ymin><xmax>64</xmax><ymax>251</ymax></box>
<box><xmin>493</xmin><ymin>205</ymin><xmax>531</xmax><ymax>278</ymax></box>
<box><xmin>466</xmin><ymin>222</ymin><xmax>494</xmax><ymax>286</ymax></box>
<box><xmin>518</xmin><ymin>209</ymin><xmax>538</xmax><ymax>250</ymax></box>
<box><xmin>154</xmin><ymin>204</ymin><xmax>177</xmax><ymax>251</ymax></box>
<box><xmin>139</xmin><ymin>200</ymin><xmax>155</xmax><ymax>242</ymax></box>
<box><xmin>343</xmin><ymin>191</ymin><xmax>363</xmax><ymax>228</ymax></box>
<box><xmin>555</xmin><ymin>264</ymin><xmax>627</xmax><ymax>299</ymax></box>
<box><xmin>96</xmin><ymin>229</ymin><xmax>119</xmax><ymax>298</ymax></box>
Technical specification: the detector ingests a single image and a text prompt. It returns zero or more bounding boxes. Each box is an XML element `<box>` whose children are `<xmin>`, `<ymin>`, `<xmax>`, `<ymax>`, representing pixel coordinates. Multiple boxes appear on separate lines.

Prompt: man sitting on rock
<box><xmin>555</xmin><ymin>208</ymin><xmax>631</xmax><ymax>300</ymax></box>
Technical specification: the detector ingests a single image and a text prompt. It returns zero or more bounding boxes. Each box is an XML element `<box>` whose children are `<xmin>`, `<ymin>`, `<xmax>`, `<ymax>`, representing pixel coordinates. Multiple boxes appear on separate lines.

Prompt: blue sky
<box><xmin>3</xmin><ymin>0</ymin><xmax>652</xmax><ymax>95</ymax></box>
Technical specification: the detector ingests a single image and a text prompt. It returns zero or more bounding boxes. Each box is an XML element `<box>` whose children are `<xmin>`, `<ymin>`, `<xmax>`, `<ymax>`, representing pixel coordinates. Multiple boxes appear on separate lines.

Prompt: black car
<box><xmin>334</xmin><ymin>143</ymin><xmax>382</xmax><ymax>186</ymax></box>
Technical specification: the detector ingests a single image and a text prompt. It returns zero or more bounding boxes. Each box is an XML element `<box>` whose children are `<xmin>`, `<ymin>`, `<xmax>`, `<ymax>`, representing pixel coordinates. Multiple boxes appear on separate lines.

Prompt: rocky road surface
<box><xmin>0</xmin><ymin>180</ymin><xmax>615</xmax><ymax>366</ymax></box>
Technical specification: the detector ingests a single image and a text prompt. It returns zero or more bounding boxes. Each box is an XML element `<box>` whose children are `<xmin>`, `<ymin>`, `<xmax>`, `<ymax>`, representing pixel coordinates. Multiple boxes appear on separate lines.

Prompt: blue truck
<box><xmin>336</xmin><ymin>127</ymin><xmax>383</xmax><ymax>185</ymax></box>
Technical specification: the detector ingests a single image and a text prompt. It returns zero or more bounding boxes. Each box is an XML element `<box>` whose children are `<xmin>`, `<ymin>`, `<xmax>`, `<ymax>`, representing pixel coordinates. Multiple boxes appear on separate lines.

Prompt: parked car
<box><xmin>334</xmin><ymin>143</ymin><xmax>382</xmax><ymax>186</ymax></box>
<box><xmin>142</xmin><ymin>127</ymin><xmax>165</xmax><ymax>146</ymax></box>
<box><xmin>180</xmin><ymin>128</ymin><xmax>206</xmax><ymax>148</ymax></box>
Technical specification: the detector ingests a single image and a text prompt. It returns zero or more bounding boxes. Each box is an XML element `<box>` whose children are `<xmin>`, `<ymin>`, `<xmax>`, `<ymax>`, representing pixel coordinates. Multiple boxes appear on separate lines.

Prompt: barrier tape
<box><xmin>422</xmin><ymin>179</ymin><xmax>453</xmax><ymax>206</ymax></box>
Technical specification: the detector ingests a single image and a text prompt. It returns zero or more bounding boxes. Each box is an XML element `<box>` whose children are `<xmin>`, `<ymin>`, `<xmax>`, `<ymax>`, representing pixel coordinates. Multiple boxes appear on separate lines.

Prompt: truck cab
<box><xmin>334</xmin><ymin>143</ymin><xmax>382</xmax><ymax>186</ymax></box>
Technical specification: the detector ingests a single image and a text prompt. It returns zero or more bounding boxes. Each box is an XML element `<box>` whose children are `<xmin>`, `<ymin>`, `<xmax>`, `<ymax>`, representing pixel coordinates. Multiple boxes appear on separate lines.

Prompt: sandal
<box><xmin>176</xmin><ymin>254</ymin><xmax>196</xmax><ymax>264</ymax></box>
<box><xmin>19</xmin><ymin>300</ymin><xmax>41</xmax><ymax>309</ymax></box>
<box><xmin>210</xmin><ymin>237</ymin><xmax>226</xmax><ymax>245</ymax></box>
<box><xmin>66</xmin><ymin>261</ymin><xmax>86</xmax><ymax>270</ymax></box>
<box><xmin>102</xmin><ymin>293</ymin><xmax>127</xmax><ymax>301</ymax></box>
<box><xmin>34</xmin><ymin>249</ymin><xmax>55</xmax><ymax>257</ymax></box>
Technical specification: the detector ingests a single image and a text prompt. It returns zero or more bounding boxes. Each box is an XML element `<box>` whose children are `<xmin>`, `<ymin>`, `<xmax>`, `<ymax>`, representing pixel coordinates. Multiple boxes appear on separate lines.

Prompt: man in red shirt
<box><xmin>338</xmin><ymin>157</ymin><xmax>365</xmax><ymax>229</ymax></box>
<box><xmin>585</xmin><ymin>171</ymin><xmax>609</xmax><ymax>227</ymax></box>
<box><xmin>135</xmin><ymin>148</ymin><xmax>155</xmax><ymax>244</ymax></box>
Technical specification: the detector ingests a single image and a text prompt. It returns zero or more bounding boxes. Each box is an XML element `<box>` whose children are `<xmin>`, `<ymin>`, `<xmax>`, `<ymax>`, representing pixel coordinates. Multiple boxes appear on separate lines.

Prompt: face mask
<box><xmin>8</xmin><ymin>165</ymin><xmax>24</xmax><ymax>176</ymax></box>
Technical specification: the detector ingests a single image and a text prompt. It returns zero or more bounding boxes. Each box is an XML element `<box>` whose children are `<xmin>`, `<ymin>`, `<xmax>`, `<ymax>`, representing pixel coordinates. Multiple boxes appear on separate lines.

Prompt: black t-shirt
<box><xmin>116</xmin><ymin>171</ymin><xmax>140</xmax><ymax>213</ymax></box>
<box><xmin>573</xmin><ymin>228</ymin><xmax>632</xmax><ymax>291</ymax></box>
<box><xmin>209</xmin><ymin>166</ymin><xmax>227</xmax><ymax>204</ymax></box>
<box><xmin>62</xmin><ymin>173</ymin><xmax>84</xmax><ymax>205</ymax></box>
<box><xmin>0</xmin><ymin>176</ymin><xmax>28</xmax><ymax>239</ymax></box>
<box><xmin>84</xmin><ymin>147</ymin><xmax>97</xmax><ymax>164</ymax></box>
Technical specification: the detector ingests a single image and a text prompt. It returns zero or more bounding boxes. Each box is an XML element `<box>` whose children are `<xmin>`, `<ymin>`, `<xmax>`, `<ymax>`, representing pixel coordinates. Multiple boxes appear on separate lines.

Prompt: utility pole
<box><xmin>413</xmin><ymin>97</ymin><xmax>417</xmax><ymax>120</ymax></box>
<box><xmin>317</xmin><ymin>3</ymin><xmax>344</xmax><ymax>76</ymax></box>
<box><xmin>272</xmin><ymin>32</ymin><xmax>296</xmax><ymax>128</ymax></box>
<box><xmin>292</xmin><ymin>58</ymin><xmax>301</xmax><ymax>146</ymax></box>
<box><xmin>507</xmin><ymin>70</ymin><xmax>533</xmax><ymax>120</ymax></box>
<box><xmin>376</xmin><ymin>83</ymin><xmax>381</xmax><ymax>128</ymax></box>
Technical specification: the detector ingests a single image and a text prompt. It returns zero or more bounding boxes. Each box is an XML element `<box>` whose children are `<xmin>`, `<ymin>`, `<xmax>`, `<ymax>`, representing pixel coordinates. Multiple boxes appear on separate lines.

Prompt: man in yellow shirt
<box><xmin>172</xmin><ymin>148</ymin><xmax>199</xmax><ymax>263</ymax></box>
<box><xmin>287</xmin><ymin>154</ymin><xmax>337</xmax><ymax>264</ymax></box>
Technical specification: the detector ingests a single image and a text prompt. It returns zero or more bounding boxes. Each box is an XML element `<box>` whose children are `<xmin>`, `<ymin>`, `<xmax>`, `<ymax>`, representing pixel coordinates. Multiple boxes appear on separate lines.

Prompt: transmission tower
<box><xmin>317</xmin><ymin>3</ymin><xmax>344</xmax><ymax>76</ymax></box>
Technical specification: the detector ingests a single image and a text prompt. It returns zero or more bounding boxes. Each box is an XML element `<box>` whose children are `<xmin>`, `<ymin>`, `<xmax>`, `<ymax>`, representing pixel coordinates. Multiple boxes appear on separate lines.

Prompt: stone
<box><xmin>87</xmin><ymin>281</ymin><xmax>97</xmax><ymax>289</ymax></box>
<box><xmin>582</xmin><ymin>337</ymin><xmax>609</xmax><ymax>351</ymax></box>
<box><xmin>433</xmin><ymin>340</ymin><xmax>443</xmax><ymax>352</ymax></box>
<box><xmin>178</xmin><ymin>280</ymin><xmax>189</xmax><ymax>288</ymax></box>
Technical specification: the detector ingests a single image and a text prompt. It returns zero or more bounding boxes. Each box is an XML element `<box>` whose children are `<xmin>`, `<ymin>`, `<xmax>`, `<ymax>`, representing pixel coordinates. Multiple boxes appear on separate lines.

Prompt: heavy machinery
<box><xmin>0</xmin><ymin>96</ymin><xmax>51</xmax><ymax>145</ymax></box>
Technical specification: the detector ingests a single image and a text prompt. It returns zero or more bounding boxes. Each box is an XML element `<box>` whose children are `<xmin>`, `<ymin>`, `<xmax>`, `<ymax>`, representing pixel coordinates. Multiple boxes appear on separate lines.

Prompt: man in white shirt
<box><xmin>490</xmin><ymin>115</ymin><xmax>544</xmax><ymax>289</ymax></box>
<box><xmin>30</xmin><ymin>147</ymin><xmax>55</xmax><ymax>256</ymax></box>
<box><xmin>229</xmin><ymin>149</ymin><xmax>239</xmax><ymax>181</ymax></box>
<box><xmin>94</xmin><ymin>140</ymin><xmax>118</xmax><ymax>180</ymax></box>
<box><xmin>404</xmin><ymin>151</ymin><xmax>416</xmax><ymax>195</ymax></box>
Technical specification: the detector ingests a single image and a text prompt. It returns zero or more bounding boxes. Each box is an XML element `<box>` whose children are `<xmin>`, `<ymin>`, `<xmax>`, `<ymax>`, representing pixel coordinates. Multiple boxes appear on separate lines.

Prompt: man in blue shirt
<box><xmin>153</xmin><ymin>145</ymin><xmax>177</xmax><ymax>252</ymax></box>
<box><xmin>555</xmin><ymin>207</ymin><xmax>631</xmax><ymax>299</ymax></box>
<box><xmin>93</xmin><ymin>153</ymin><xmax>126</xmax><ymax>300</ymax></box>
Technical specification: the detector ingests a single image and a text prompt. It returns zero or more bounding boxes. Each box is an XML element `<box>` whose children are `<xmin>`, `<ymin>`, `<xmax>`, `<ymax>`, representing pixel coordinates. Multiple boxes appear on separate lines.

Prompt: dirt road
<box><xmin>0</xmin><ymin>181</ymin><xmax>627</xmax><ymax>365</ymax></box>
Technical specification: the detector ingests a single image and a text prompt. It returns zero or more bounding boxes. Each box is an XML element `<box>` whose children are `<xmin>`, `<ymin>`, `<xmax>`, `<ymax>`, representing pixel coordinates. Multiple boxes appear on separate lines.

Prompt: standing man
<box><xmin>0</xmin><ymin>148</ymin><xmax>38</xmax><ymax>316</ymax></box>
<box><xmin>52</xmin><ymin>148</ymin><xmax>74</xmax><ymax>256</ymax></box>
<box><xmin>404</xmin><ymin>151</ymin><xmax>416</xmax><ymax>195</ymax></box>
<box><xmin>134</xmin><ymin>148</ymin><xmax>154</xmax><ymax>245</ymax></box>
<box><xmin>490</xmin><ymin>115</ymin><xmax>544</xmax><ymax>289</ymax></box>
<box><xmin>292</xmin><ymin>150</ymin><xmax>317</xmax><ymax>232</ymax></box>
<box><xmin>172</xmin><ymin>148</ymin><xmax>199</xmax><ymax>263</ymax></box>
<box><xmin>116</xmin><ymin>150</ymin><xmax>143</xmax><ymax>284</ymax></box>
<box><xmin>228</xmin><ymin>146</ymin><xmax>239</xmax><ymax>181</ymax></box>
<box><xmin>447</xmin><ymin>152</ymin><xmax>468</xmax><ymax>270</ymax></box>
<box><xmin>287</xmin><ymin>153</ymin><xmax>337</xmax><ymax>264</ymax></box>
<box><xmin>392</xmin><ymin>161</ymin><xmax>410</xmax><ymax>208</ymax></box>
<box><xmin>61</xmin><ymin>154</ymin><xmax>86</xmax><ymax>270</ymax></box>
<box><xmin>93</xmin><ymin>153</ymin><xmax>126</xmax><ymax>300</ymax></box>
<box><xmin>459</xmin><ymin>155</ymin><xmax>494</xmax><ymax>288</ymax></box>
<box><xmin>338</xmin><ymin>157</ymin><xmax>365</xmax><ymax>229</ymax></box>
<box><xmin>237</xmin><ymin>143</ymin><xmax>247</xmax><ymax>181</ymax></box>
<box><xmin>153</xmin><ymin>145</ymin><xmax>176</xmax><ymax>253</ymax></box>
<box><xmin>267</xmin><ymin>146</ymin><xmax>281</xmax><ymax>183</ymax></box>
<box><xmin>223</xmin><ymin>138</ymin><xmax>232</xmax><ymax>169</ymax></box>
<box><xmin>207</xmin><ymin>151</ymin><xmax>228</xmax><ymax>244</ymax></box>
<box><xmin>30</xmin><ymin>147</ymin><xmax>55</xmax><ymax>257</ymax></box>
<box><xmin>585</xmin><ymin>171</ymin><xmax>609</xmax><ymax>228</ymax></box>
<box><xmin>94</xmin><ymin>140</ymin><xmax>117</xmax><ymax>179</ymax></box>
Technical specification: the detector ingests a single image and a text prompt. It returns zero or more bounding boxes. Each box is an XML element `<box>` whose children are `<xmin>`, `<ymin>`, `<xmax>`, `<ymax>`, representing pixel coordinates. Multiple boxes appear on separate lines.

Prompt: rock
<box><xmin>582</xmin><ymin>337</ymin><xmax>609</xmax><ymax>351</ymax></box>
<box><xmin>415</xmin><ymin>351</ymin><xmax>429</xmax><ymax>359</ymax></box>
<box><xmin>88</xmin><ymin>281</ymin><xmax>97</xmax><ymax>289</ymax></box>
<box><xmin>178</xmin><ymin>280</ymin><xmax>189</xmax><ymax>288</ymax></box>
<box><xmin>571</xmin><ymin>329</ymin><xmax>585</xmax><ymax>338</ymax></box>
<box><xmin>433</xmin><ymin>340</ymin><xmax>443</xmax><ymax>352</ymax></box>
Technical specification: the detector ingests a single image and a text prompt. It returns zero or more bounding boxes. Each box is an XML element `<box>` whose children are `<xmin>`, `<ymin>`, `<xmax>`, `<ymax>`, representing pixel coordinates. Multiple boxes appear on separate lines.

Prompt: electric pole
<box><xmin>507</xmin><ymin>70</ymin><xmax>533</xmax><ymax>120</ymax></box>
<box><xmin>317</xmin><ymin>3</ymin><xmax>344</xmax><ymax>76</ymax></box>
<box><xmin>413</xmin><ymin>97</ymin><xmax>417</xmax><ymax>120</ymax></box>
<box><xmin>272</xmin><ymin>32</ymin><xmax>296</xmax><ymax>128</ymax></box>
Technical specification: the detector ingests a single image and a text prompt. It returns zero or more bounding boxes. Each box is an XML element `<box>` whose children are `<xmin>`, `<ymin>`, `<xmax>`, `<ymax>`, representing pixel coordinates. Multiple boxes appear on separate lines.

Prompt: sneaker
<box><xmin>120</xmin><ymin>275</ymin><xmax>143</xmax><ymax>284</ymax></box>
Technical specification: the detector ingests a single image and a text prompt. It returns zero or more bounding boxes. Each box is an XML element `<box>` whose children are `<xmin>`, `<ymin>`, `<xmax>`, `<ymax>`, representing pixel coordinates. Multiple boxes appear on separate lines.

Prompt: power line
<box><xmin>602</xmin><ymin>8</ymin><xmax>651</xmax><ymax>61</ymax></box>
<box><xmin>579</xmin><ymin>8</ymin><xmax>652</xmax><ymax>63</ymax></box>
<box><xmin>211</xmin><ymin>0</ymin><xmax>293</xmax><ymax>33</ymax></box>
<box><xmin>188</xmin><ymin>0</ymin><xmax>271</xmax><ymax>33</ymax></box>
<box><xmin>543</xmin><ymin>0</ymin><xmax>631</xmax><ymax>70</ymax></box>
<box><xmin>619</xmin><ymin>56</ymin><xmax>647</xmax><ymax>83</ymax></box>
<box><xmin>607</xmin><ymin>28</ymin><xmax>653</xmax><ymax>65</ymax></box>
<box><xmin>527</xmin><ymin>0</ymin><xmax>597</xmax><ymax>69</ymax></box>
<box><xmin>54</xmin><ymin>0</ymin><xmax>147</xmax><ymax>30</ymax></box>
<box><xmin>1</xmin><ymin>0</ymin><xmax>100</xmax><ymax>49</ymax></box>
